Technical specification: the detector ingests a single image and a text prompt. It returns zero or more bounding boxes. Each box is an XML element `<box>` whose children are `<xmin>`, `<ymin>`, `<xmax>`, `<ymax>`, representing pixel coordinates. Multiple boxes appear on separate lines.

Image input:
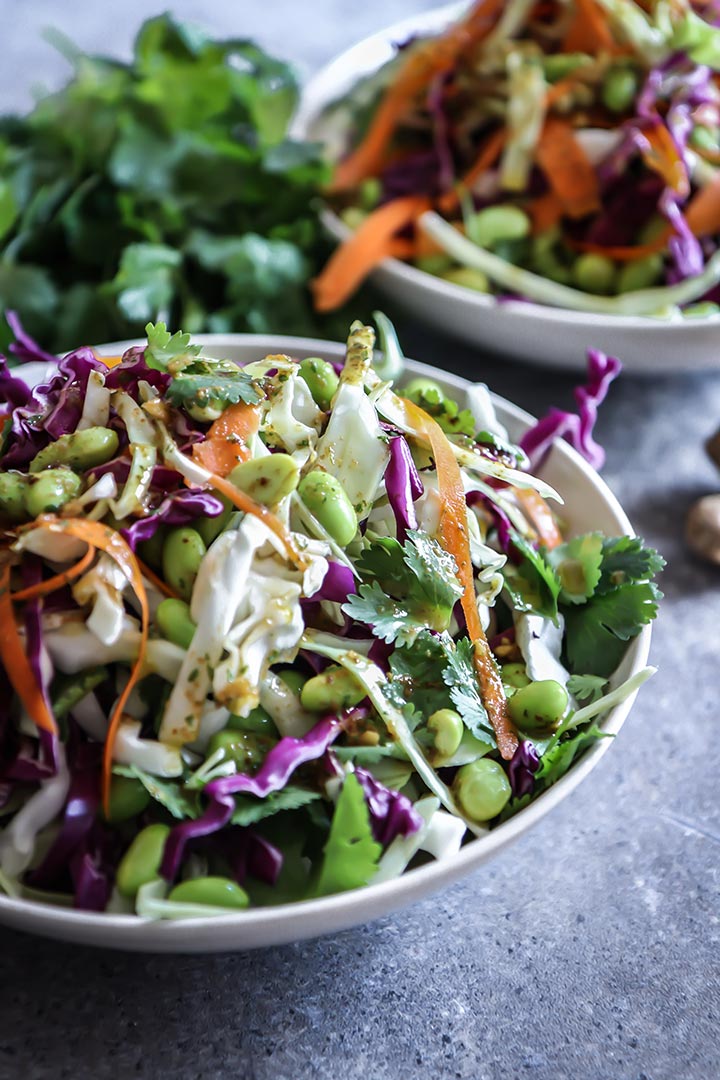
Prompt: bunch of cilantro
<box><xmin>0</xmin><ymin>15</ymin><xmax>353</xmax><ymax>355</ymax></box>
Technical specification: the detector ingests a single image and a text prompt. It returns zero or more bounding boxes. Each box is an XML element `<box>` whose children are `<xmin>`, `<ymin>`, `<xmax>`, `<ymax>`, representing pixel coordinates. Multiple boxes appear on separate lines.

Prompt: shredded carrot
<box><xmin>11</xmin><ymin>545</ymin><xmax>96</xmax><ymax>602</ymax></box>
<box><xmin>312</xmin><ymin>196</ymin><xmax>431</xmax><ymax>312</ymax></box>
<box><xmin>514</xmin><ymin>488</ymin><xmax>563</xmax><ymax>549</ymax></box>
<box><xmin>437</xmin><ymin>127</ymin><xmax>506</xmax><ymax>214</ymax></box>
<box><xmin>640</xmin><ymin>124</ymin><xmax>689</xmax><ymax>198</ymax></box>
<box><xmin>17</xmin><ymin>517</ymin><xmax>149</xmax><ymax>815</ymax></box>
<box><xmin>527</xmin><ymin>190</ymin><xmax>565</xmax><ymax>234</ymax></box>
<box><xmin>686</xmin><ymin>173</ymin><xmax>720</xmax><ymax>239</ymax></box>
<box><xmin>94</xmin><ymin>353</ymin><xmax>123</xmax><ymax>369</ymax></box>
<box><xmin>192</xmin><ymin>402</ymin><xmax>260</xmax><ymax>477</ymax></box>
<box><xmin>545</xmin><ymin>76</ymin><xmax>583</xmax><ymax>109</ymax></box>
<box><xmin>331</xmin><ymin>0</ymin><xmax>506</xmax><ymax>191</ymax></box>
<box><xmin>135</xmin><ymin>557</ymin><xmax>180</xmax><ymax>600</ymax></box>
<box><xmin>398</xmin><ymin>398</ymin><xmax>519</xmax><ymax>760</ymax></box>
<box><xmin>535</xmin><ymin>117</ymin><xmax>601</xmax><ymax>219</ymax></box>
<box><xmin>562</xmin><ymin>0</ymin><xmax>616</xmax><ymax>53</ymax></box>
<box><xmin>0</xmin><ymin>564</ymin><xmax>58</xmax><ymax>736</ymax></box>
<box><xmin>204</xmin><ymin>472</ymin><xmax>308</xmax><ymax>572</ymax></box>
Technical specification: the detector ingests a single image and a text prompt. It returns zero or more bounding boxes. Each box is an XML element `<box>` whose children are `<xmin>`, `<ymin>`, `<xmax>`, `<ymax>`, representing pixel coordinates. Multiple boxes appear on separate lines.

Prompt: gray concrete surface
<box><xmin>0</xmin><ymin>3</ymin><xmax>718</xmax><ymax>1079</ymax></box>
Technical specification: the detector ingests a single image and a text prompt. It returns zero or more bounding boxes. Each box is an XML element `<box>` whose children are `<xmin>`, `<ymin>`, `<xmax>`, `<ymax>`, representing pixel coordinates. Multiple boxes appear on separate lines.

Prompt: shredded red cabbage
<box><xmin>160</xmin><ymin>716</ymin><xmax>340</xmax><ymax>880</ymax></box>
<box><xmin>508</xmin><ymin>740</ymin><xmax>540</xmax><ymax>798</ymax></box>
<box><xmin>385</xmin><ymin>436</ymin><xmax>424</xmax><ymax>542</ymax></box>
<box><xmin>519</xmin><ymin>350</ymin><xmax>621</xmax><ymax>470</ymax></box>
<box><xmin>354</xmin><ymin>766</ymin><xmax>423</xmax><ymax>846</ymax></box>
<box><xmin>121</xmin><ymin>489</ymin><xmax>225</xmax><ymax>549</ymax></box>
<box><xmin>314</xmin><ymin>560</ymin><xmax>357</xmax><ymax>603</ymax></box>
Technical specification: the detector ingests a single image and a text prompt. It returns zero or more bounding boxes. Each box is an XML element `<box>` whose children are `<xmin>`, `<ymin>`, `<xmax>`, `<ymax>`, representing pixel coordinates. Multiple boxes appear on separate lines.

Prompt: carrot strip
<box><xmin>312</xmin><ymin>196</ymin><xmax>431</xmax><ymax>312</ymax></box>
<box><xmin>562</xmin><ymin>0</ymin><xmax>615</xmax><ymax>53</ymax></box>
<box><xmin>686</xmin><ymin>173</ymin><xmax>720</xmax><ymax>239</ymax></box>
<box><xmin>398</xmin><ymin>398</ymin><xmax>519</xmax><ymax>760</ymax></box>
<box><xmin>11</xmin><ymin>545</ymin><xmax>96</xmax><ymax>602</ymax></box>
<box><xmin>18</xmin><ymin>517</ymin><xmax>149</xmax><ymax>815</ymax></box>
<box><xmin>94</xmin><ymin>353</ymin><xmax>123</xmax><ymax>369</ymax></box>
<box><xmin>437</xmin><ymin>127</ymin><xmax>506</xmax><ymax>214</ymax></box>
<box><xmin>192</xmin><ymin>402</ymin><xmax>260</xmax><ymax>477</ymax></box>
<box><xmin>640</xmin><ymin>124</ymin><xmax>689</xmax><ymax>198</ymax></box>
<box><xmin>535</xmin><ymin>117</ymin><xmax>601</xmax><ymax>218</ymax></box>
<box><xmin>135</xmin><ymin>558</ymin><xmax>180</xmax><ymax>600</ymax></box>
<box><xmin>527</xmin><ymin>190</ymin><xmax>565</xmax><ymax>233</ymax></box>
<box><xmin>0</xmin><ymin>564</ymin><xmax>58</xmax><ymax>736</ymax></box>
<box><xmin>331</xmin><ymin>0</ymin><xmax>505</xmax><ymax>191</ymax></box>
<box><xmin>204</xmin><ymin>472</ymin><xmax>308</xmax><ymax>572</ymax></box>
<box><xmin>514</xmin><ymin>488</ymin><xmax>563</xmax><ymax>549</ymax></box>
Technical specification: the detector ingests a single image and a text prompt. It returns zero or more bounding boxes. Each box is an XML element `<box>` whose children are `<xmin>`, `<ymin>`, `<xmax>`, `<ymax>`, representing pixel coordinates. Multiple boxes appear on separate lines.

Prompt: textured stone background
<box><xmin>0</xmin><ymin>3</ymin><xmax>718</xmax><ymax>1079</ymax></box>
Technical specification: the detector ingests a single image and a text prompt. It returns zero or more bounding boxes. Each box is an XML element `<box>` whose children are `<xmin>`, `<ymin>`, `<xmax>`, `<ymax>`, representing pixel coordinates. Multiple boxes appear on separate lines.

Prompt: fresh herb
<box><xmin>405</xmin><ymin>383</ymin><xmax>476</xmax><ymax>437</ymax></box>
<box><xmin>0</xmin><ymin>15</ymin><xmax>350</xmax><ymax>355</ymax></box>
<box><xmin>441</xmin><ymin>637</ymin><xmax>494</xmax><ymax>740</ymax></box>
<box><xmin>503</xmin><ymin>528</ymin><xmax>562</xmax><ymax>621</ymax></box>
<box><xmin>566</xmin><ymin>673</ymin><xmax>608</xmax><ymax>705</ymax></box>
<box><xmin>230</xmin><ymin>786</ymin><xmax>321</xmax><ymax>826</ymax></box>
<box><xmin>548</xmin><ymin>532</ymin><xmax>604</xmax><ymax>604</ymax></box>
<box><xmin>114</xmin><ymin>764</ymin><xmax>200</xmax><ymax>820</ymax></box>
<box><xmin>385</xmin><ymin>631</ymin><xmax>455</xmax><ymax>723</ymax></box>
<box><xmin>315</xmin><ymin>773</ymin><xmax>381</xmax><ymax>897</ymax></box>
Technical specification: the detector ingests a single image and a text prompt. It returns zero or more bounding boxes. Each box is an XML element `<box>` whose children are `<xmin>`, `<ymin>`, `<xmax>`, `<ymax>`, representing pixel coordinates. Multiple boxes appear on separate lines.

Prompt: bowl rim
<box><xmin>292</xmin><ymin>1</ymin><xmax>720</xmax><ymax>334</ymax></box>
<box><xmin>0</xmin><ymin>332</ymin><xmax>652</xmax><ymax>948</ymax></box>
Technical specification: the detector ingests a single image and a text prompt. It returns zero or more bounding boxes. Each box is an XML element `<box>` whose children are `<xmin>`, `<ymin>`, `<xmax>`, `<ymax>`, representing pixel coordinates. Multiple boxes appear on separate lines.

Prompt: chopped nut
<box><xmin>686</xmin><ymin>494</ymin><xmax>720</xmax><ymax>565</ymax></box>
<box><xmin>706</xmin><ymin>429</ymin><xmax>720</xmax><ymax>471</ymax></box>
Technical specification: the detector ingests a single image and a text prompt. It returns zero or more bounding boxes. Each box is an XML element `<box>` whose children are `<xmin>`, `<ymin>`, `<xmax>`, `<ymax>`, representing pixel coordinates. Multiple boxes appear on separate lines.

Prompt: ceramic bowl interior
<box><xmin>0</xmin><ymin>334</ymin><xmax>651</xmax><ymax>951</ymax></box>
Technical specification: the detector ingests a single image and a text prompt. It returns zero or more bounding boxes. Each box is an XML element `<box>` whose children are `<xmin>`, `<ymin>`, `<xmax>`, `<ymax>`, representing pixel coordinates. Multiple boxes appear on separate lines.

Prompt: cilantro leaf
<box><xmin>403</xmin><ymin>383</ymin><xmax>476</xmax><ymax>436</ymax></box>
<box><xmin>442</xmin><ymin>637</ymin><xmax>494</xmax><ymax>740</ymax></box>
<box><xmin>563</xmin><ymin>582</ymin><xmax>661</xmax><ymax>676</ymax></box>
<box><xmin>114</xmin><ymin>764</ymin><xmax>200</xmax><ymax>820</ymax></box>
<box><xmin>386</xmin><ymin>631</ymin><xmax>455</xmax><ymax>721</ymax></box>
<box><xmin>503</xmin><ymin>529</ymin><xmax>561</xmax><ymax>621</ymax></box>
<box><xmin>355</xmin><ymin>537</ymin><xmax>407</xmax><ymax>590</ymax></box>
<box><xmin>566</xmin><ymin>674</ymin><xmax>608</xmax><ymax>705</ymax></box>
<box><xmin>403</xmin><ymin>529</ymin><xmax>463</xmax><ymax>617</ymax></box>
<box><xmin>165</xmin><ymin>364</ymin><xmax>262</xmax><ymax>412</ymax></box>
<box><xmin>315</xmin><ymin>773</ymin><xmax>381</xmax><ymax>897</ymax></box>
<box><xmin>230</xmin><ymin>786</ymin><xmax>320</xmax><ymax>826</ymax></box>
<box><xmin>145</xmin><ymin>320</ymin><xmax>201</xmax><ymax>369</ymax></box>
<box><xmin>598</xmin><ymin>536</ymin><xmax>666</xmax><ymax>592</ymax></box>
<box><xmin>535</xmin><ymin>725</ymin><xmax>610</xmax><ymax>785</ymax></box>
<box><xmin>342</xmin><ymin>583</ymin><xmax>422</xmax><ymax>647</ymax></box>
<box><xmin>548</xmin><ymin>532</ymin><xmax>603</xmax><ymax>605</ymax></box>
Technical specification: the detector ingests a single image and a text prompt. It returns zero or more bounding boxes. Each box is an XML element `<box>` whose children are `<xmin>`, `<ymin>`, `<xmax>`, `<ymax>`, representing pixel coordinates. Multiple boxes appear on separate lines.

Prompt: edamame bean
<box><xmin>359</xmin><ymin>177</ymin><xmax>382</xmax><ymax>211</ymax></box>
<box><xmin>300</xmin><ymin>665</ymin><xmax>365</xmax><ymax>713</ymax></box>
<box><xmin>0</xmin><ymin>472</ymin><xmax>29</xmax><ymax>523</ymax></box>
<box><xmin>542</xmin><ymin>52</ymin><xmax>591</xmax><ymax>83</ymax></box>
<box><xmin>156</xmin><ymin>598</ymin><xmax>197</xmax><ymax>649</ymax></box>
<box><xmin>229</xmin><ymin>454</ymin><xmax>300</xmax><ymax>507</ymax></box>
<box><xmin>572</xmin><ymin>253</ymin><xmax>617</xmax><ymax>295</ymax></box>
<box><xmin>617</xmin><ymin>254</ymin><xmax>664</xmax><ymax>294</ymax></box>
<box><xmin>414</xmin><ymin>254</ymin><xmax>454</xmax><ymax>276</ymax></box>
<box><xmin>278</xmin><ymin>669</ymin><xmax>307</xmax><ymax>695</ymax></box>
<box><xmin>168</xmin><ymin>876</ymin><xmax>249</xmax><ymax>908</ymax></box>
<box><xmin>453</xmin><ymin>758</ymin><xmax>511</xmax><ymax>822</ymax></box>
<box><xmin>297</xmin><ymin>470</ymin><xmax>358</xmax><ymax>546</ymax></box>
<box><xmin>161</xmin><ymin>526</ymin><xmax>206</xmax><ymax>601</ymax></box>
<box><xmin>601</xmin><ymin>66</ymin><xmax>638</xmax><ymax>114</ymax></box>
<box><xmin>137</xmin><ymin>525</ymin><xmax>167</xmax><ymax>570</ymax></box>
<box><xmin>689</xmin><ymin>125</ymin><xmax>719</xmax><ymax>154</ymax></box>
<box><xmin>207</xmin><ymin>728</ymin><xmax>265</xmax><ymax>770</ymax></box>
<box><xmin>116</xmin><ymin>823</ymin><xmax>170</xmax><ymax>897</ymax></box>
<box><xmin>299</xmin><ymin>357</ymin><xmax>339</xmax><ymax>411</ymax></box>
<box><xmin>508</xmin><ymin>679</ymin><xmax>568</xmax><ymax>733</ymax></box>
<box><xmin>104</xmin><ymin>776</ymin><xmax>151</xmax><ymax>823</ymax></box>
<box><xmin>427</xmin><ymin>708</ymin><xmax>464</xmax><ymax>761</ymax></box>
<box><xmin>195</xmin><ymin>498</ymin><xmax>232</xmax><ymax>547</ymax></box>
<box><xmin>467</xmin><ymin>205</ymin><xmax>530</xmax><ymax>249</ymax></box>
<box><xmin>24</xmin><ymin>467</ymin><xmax>82</xmax><ymax>518</ymax></box>
<box><xmin>340</xmin><ymin>206</ymin><xmax>367</xmax><ymax>230</ymax></box>
<box><xmin>227</xmin><ymin>705</ymin><xmax>277</xmax><ymax>735</ymax></box>
<box><xmin>29</xmin><ymin>426</ymin><xmax>119</xmax><ymax>474</ymax></box>
<box><xmin>683</xmin><ymin>302</ymin><xmax>720</xmax><ymax>319</ymax></box>
<box><xmin>440</xmin><ymin>267</ymin><xmax>490</xmax><ymax>292</ymax></box>
<box><xmin>501</xmin><ymin>663</ymin><xmax>531</xmax><ymax>690</ymax></box>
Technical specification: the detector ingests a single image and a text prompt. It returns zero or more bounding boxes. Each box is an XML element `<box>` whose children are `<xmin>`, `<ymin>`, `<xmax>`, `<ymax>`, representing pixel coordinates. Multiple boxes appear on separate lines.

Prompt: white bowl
<box><xmin>0</xmin><ymin>333</ymin><xmax>651</xmax><ymax>951</ymax></box>
<box><xmin>292</xmin><ymin>3</ymin><xmax>720</xmax><ymax>374</ymax></box>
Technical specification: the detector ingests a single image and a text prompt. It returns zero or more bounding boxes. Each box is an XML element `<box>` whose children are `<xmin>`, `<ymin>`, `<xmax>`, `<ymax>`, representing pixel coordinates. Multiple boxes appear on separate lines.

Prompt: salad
<box><xmin>0</xmin><ymin>316</ymin><xmax>662</xmax><ymax>919</ymax></box>
<box><xmin>314</xmin><ymin>0</ymin><xmax>720</xmax><ymax>319</ymax></box>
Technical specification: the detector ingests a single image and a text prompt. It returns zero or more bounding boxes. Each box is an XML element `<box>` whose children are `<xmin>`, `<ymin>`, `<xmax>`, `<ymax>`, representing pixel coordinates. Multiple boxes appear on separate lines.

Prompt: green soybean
<box><xmin>104</xmin><ymin>776</ymin><xmax>151</xmax><ymax>823</ymax></box>
<box><xmin>278</xmin><ymin>669</ymin><xmax>307</xmax><ymax>695</ymax></box>
<box><xmin>508</xmin><ymin>679</ymin><xmax>569</xmax><ymax>733</ymax></box>
<box><xmin>0</xmin><ymin>472</ymin><xmax>29</xmax><ymax>523</ymax></box>
<box><xmin>414</xmin><ymin>253</ymin><xmax>454</xmax><ymax>276</ymax></box>
<box><xmin>168</xmin><ymin>876</ymin><xmax>249</xmax><ymax>908</ymax></box>
<box><xmin>683</xmin><ymin>302</ymin><xmax>720</xmax><ymax>319</ymax></box>
<box><xmin>501</xmin><ymin>663</ymin><xmax>531</xmax><ymax>690</ymax></box>
<box><xmin>689</xmin><ymin>125</ymin><xmax>719</xmax><ymax>154</ymax></box>
<box><xmin>301</xmin><ymin>665</ymin><xmax>365</xmax><ymax>713</ymax></box>
<box><xmin>572</xmin><ymin>252</ymin><xmax>617</xmax><ymax>295</ymax></box>
<box><xmin>453</xmin><ymin>758</ymin><xmax>511</xmax><ymax>822</ymax></box>
<box><xmin>156</xmin><ymin>598</ymin><xmax>197</xmax><ymax>650</ymax></box>
<box><xmin>24</xmin><ymin>468</ymin><xmax>82</xmax><ymax>518</ymax></box>
<box><xmin>427</xmin><ymin>709</ymin><xmax>464</xmax><ymax>761</ymax></box>
<box><xmin>299</xmin><ymin>357</ymin><xmax>339</xmax><ymax>411</ymax></box>
<box><xmin>543</xmin><ymin>52</ymin><xmax>592</xmax><ymax>83</ymax></box>
<box><xmin>229</xmin><ymin>454</ymin><xmax>300</xmax><ymax>507</ymax></box>
<box><xmin>440</xmin><ymin>266</ymin><xmax>490</xmax><ymax>292</ymax></box>
<box><xmin>29</xmin><ymin>426</ymin><xmax>119</xmax><ymax>474</ymax></box>
<box><xmin>617</xmin><ymin>254</ymin><xmax>664</xmax><ymax>294</ymax></box>
<box><xmin>601</xmin><ymin>66</ymin><xmax>638</xmax><ymax>114</ymax></box>
<box><xmin>116</xmin><ymin>823</ymin><xmax>170</xmax><ymax>897</ymax></box>
<box><xmin>467</xmin><ymin>205</ymin><xmax>530</xmax><ymax>250</ymax></box>
<box><xmin>227</xmin><ymin>705</ymin><xmax>277</xmax><ymax>735</ymax></box>
<box><xmin>359</xmin><ymin>177</ymin><xmax>382</xmax><ymax>211</ymax></box>
<box><xmin>297</xmin><ymin>470</ymin><xmax>357</xmax><ymax>546</ymax></box>
<box><xmin>207</xmin><ymin>728</ymin><xmax>263</xmax><ymax>769</ymax></box>
<box><xmin>340</xmin><ymin>206</ymin><xmax>367</xmax><ymax>230</ymax></box>
<box><xmin>161</xmin><ymin>527</ymin><xmax>206</xmax><ymax>601</ymax></box>
<box><xmin>195</xmin><ymin>498</ymin><xmax>232</xmax><ymax>547</ymax></box>
<box><xmin>137</xmin><ymin>525</ymin><xmax>167</xmax><ymax>570</ymax></box>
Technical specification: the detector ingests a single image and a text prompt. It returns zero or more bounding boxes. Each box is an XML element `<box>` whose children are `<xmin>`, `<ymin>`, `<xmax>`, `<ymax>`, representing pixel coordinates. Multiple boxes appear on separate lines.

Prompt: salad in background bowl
<box><xmin>0</xmin><ymin>316</ymin><xmax>661</xmax><ymax>951</ymax></box>
<box><xmin>295</xmin><ymin>0</ymin><xmax>720</xmax><ymax>371</ymax></box>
